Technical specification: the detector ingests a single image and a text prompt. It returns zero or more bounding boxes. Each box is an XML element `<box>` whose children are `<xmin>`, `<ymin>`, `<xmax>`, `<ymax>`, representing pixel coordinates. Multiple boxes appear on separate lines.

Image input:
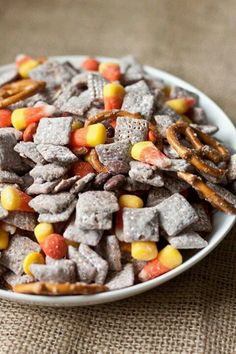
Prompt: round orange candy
<box><xmin>81</xmin><ymin>58</ymin><xmax>99</xmax><ymax>71</ymax></box>
<box><xmin>41</xmin><ymin>234</ymin><xmax>68</xmax><ymax>259</ymax></box>
<box><xmin>0</xmin><ymin>109</ymin><xmax>12</xmax><ymax>128</ymax></box>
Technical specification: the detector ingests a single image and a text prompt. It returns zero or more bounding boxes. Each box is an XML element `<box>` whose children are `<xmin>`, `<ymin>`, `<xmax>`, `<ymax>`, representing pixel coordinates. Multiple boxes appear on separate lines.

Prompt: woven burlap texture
<box><xmin>0</xmin><ymin>0</ymin><xmax>236</xmax><ymax>353</ymax></box>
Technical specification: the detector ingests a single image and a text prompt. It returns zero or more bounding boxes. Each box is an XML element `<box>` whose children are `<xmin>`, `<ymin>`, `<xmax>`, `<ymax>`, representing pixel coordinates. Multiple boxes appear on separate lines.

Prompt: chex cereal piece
<box><xmin>37</xmin><ymin>144</ymin><xmax>78</xmax><ymax>165</ymax></box>
<box><xmin>190</xmin><ymin>124</ymin><xmax>218</xmax><ymax>135</ymax></box>
<box><xmin>146</xmin><ymin>187</ymin><xmax>171</xmax><ymax>207</ymax></box>
<box><xmin>227</xmin><ymin>154</ymin><xmax>236</xmax><ymax>181</ymax></box>
<box><xmin>156</xmin><ymin>193</ymin><xmax>199</xmax><ymax>236</ymax></box>
<box><xmin>53</xmin><ymin>176</ymin><xmax>80</xmax><ymax>193</ymax></box>
<box><xmin>0</xmin><ymin>234</ymin><xmax>40</xmax><ymax>275</ymax></box>
<box><xmin>61</xmin><ymin>90</ymin><xmax>93</xmax><ymax>115</ymax></box>
<box><xmin>79</xmin><ymin>244</ymin><xmax>108</xmax><ymax>284</ymax></box>
<box><xmin>76</xmin><ymin>191</ymin><xmax>119</xmax><ymax>214</ymax></box>
<box><xmin>0</xmin><ymin>68</ymin><xmax>18</xmax><ymax>87</ymax></box>
<box><xmin>76</xmin><ymin>210</ymin><xmax>112</xmax><ymax>230</ymax></box>
<box><xmin>0</xmin><ymin>203</ymin><xmax>9</xmax><ymax>219</ymax></box>
<box><xmin>0</xmin><ymin>170</ymin><xmax>23</xmax><ymax>186</ymax></box>
<box><xmin>125</xmin><ymin>80</ymin><xmax>150</xmax><ymax>94</ymax></box>
<box><xmin>68</xmin><ymin>246</ymin><xmax>96</xmax><ymax>283</ymax></box>
<box><xmin>38</xmin><ymin>200</ymin><xmax>77</xmax><ymax>223</ymax></box>
<box><xmin>87</xmin><ymin>73</ymin><xmax>107</xmax><ymax>100</ymax></box>
<box><xmin>206</xmin><ymin>182</ymin><xmax>236</xmax><ymax>207</ymax></box>
<box><xmin>14</xmin><ymin>142</ymin><xmax>45</xmax><ymax>165</ymax></box>
<box><xmin>122</xmin><ymin>65</ymin><xmax>144</xmax><ymax>85</ymax></box>
<box><xmin>129</xmin><ymin>161</ymin><xmax>164</xmax><ymax>187</ymax></box>
<box><xmin>121</xmin><ymin>92</ymin><xmax>155</xmax><ymax>120</ymax></box>
<box><xmin>14</xmin><ymin>281</ymin><xmax>108</xmax><ymax>295</ymax></box>
<box><xmin>123</xmin><ymin>207</ymin><xmax>159</xmax><ymax>242</ymax></box>
<box><xmin>114</xmin><ymin>117</ymin><xmax>148</xmax><ymax>144</ymax></box>
<box><xmin>123</xmin><ymin>177</ymin><xmax>150</xmax><ymax>191</ymax></box>
<box><xmin>161</xmin><ymin>159</ymin><xmax>192</xmax><ymax>172</ymax></box>
<box><xmin>29</xmin><ymin>192</ymin><xmax>75</xmax><ymax>214</ymax></box>
<box><xmin>21</xmin><ymin>173</ymin><xmax>34</xmax><ymax>191</ymax></box>
<box><xmin>188</xmin><ymin>203</ymin><xmax>212</xmax><ymax>233</ymax></box>
<box><xmin>158</xmin><ymin>106</ymin><xmax>182</xmax><ymax>121</ymax></box>
<box><xmin>0</xmin><ymin>127</ymin><xmax>22</xmax><ymax>141</ymax></box>
<box><xmin>30</xmin><ymin>260</ymin><xmax>76</xmax><ymax>283</ymax></box>
<box><xmin>70</xmin><ymin>173</ymin><xmax>95</xmax><ymax>194</ymax></box>
<box><xmin>0</xmin><ymin>223</ymin><xmax>16</xmax><ymax>234</ymax></box>
<box><xmin>154</xmin><ymin>115</ymin><xmax>176</xmax><ymax>138</ymax></box>
<box><xmin>3</xmin><ymin>272</ymin><xmax>35</xmax><ymax>290</ymax></box>
<box><xmin>3</xmin><ymin>211</ymin><xmax>37</xmax><ymax>231</ymax></box>
<box><xmin>170</xmin><ymin>86</ymin><xmax>199</xmax><ymax>104</ymax></box>
<box><xmin>26</xmin><ymin>180</ymin><xmax>60</xmax><ymax>195</ymax></box>
<box><xmin>0</xmin><ymin>131</ymin><xmax>25</xmax><ymax>173</ymax></box>
<box><xmin>103</xmin><ymin>235</ymin><xmax>122</xmax><ymax>272</ymax></box>
<box><xmin>164</xmin><ymin>174</ymin><xmax>190</xmax><ymax>193</ymax></box>
<box><xmin>105</xmin><ymin>263</ymin><xmax>134</xmax><ymax>290</ymax></box>
<box><xmin>120</xmin><ymin>55</ymin><xmax>143</xmax><ymax>72</ymax></box>
<box><xmin>189</xmin><ymin>107</ymin><xmax>207</xmax><ymax>124</ymax></box>
<box><xmin>34</xmin><ymin>117</ymin><xmax>73</xmax><ymax>146</ymax></box>
<box><xmin>54</xmin><ymin>83</ymin><xmax>81</xmax><ymax>109</ymax></box>
<box><xmin>29</xmin><ymin>59</ymin><xmax>74</xmax><ymax>87</ymax></box>
<box><xmin>96</xmin><ymin>140</ymin><xmax>131</xmax><ymax>165</ymax></box>
<box><xmin>30</xmin><ymin>163</ymin><xmax>68</xmax><ymax>182</ymax></box>
<box><xmin>163</xmin><ymin>145</ymin><xmax>180</xmax><ymax>158</ymax></box>
<box><xmin>165</xmin><ymin>231</ymin><xmax>208</xmax><ymax>249</ymax></box>
<box><xmin>132</xmin><ymin>260</ymin><xmax>146</xmax><ymax>276</ymax></box>
<box><xmin>64</xmin><ymin>215</ymin><xmax>103</xmax><ymax>246</ymax></box>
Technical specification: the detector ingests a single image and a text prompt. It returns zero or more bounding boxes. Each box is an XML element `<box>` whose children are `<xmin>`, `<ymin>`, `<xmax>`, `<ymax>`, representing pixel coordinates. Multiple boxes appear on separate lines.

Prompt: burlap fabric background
<box><xmin>0</xmin><ymin>1</ymin><xmax>236</xmax><ymax>353</ymax></box>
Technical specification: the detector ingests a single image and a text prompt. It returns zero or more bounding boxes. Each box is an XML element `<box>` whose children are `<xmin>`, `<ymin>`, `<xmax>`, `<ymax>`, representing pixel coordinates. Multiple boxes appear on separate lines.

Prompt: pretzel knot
<box><xmin>166</xmin><ymin>121</ymin><xmax>229</xmax><ymax>178</ymax></box>
<box><xmin>0</xmin><ymin>79</ymin><xmax>46</xmax><ymax>108</ymax></box>
<box><xmin>177</xmin><ymin>172</ymin><xmax>236</xmax><ymax>214</ymax></box>
<box><xmin>85</xmin><ymin>110</ymin><xmax>142</xmax><ymax>127</ymax></box>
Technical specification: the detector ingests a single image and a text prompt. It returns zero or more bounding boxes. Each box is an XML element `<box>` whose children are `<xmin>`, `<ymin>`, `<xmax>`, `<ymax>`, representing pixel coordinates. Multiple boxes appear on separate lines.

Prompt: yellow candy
<box><xmin>103</xmin><ymin>82</ymin><xmax>125</xmax><ymax>98</ymax></box>
<box><xmin>11</xmin><ymin>109</ymin><xmax>26</xmax><ymax>130</ymax></box>
<box><xmin>131</xmin><ymin>141</ymin><xmax>153</xmax><ymax>161</ymax></box>
<box><xmin>0</xmin><ymin>228</ymin><xmax>9</xmax><ymax>250</ymax></box>
<box><xmin>72</xmin><ymin>121</ymin><xmax>83</xmax><ymax>131</ymax></box>
<box><xmin>158</xmin><ymin>245</ymin><xmax>182</xmax><ymax>269</ymax></box>
<box><xmin>19</xmin><ymin>59</ymin><xmax>39</xmax><ymax>78</ymax></box>
<box><xmin>86</xmin><ymin>123</ymin><xmax>106</xmax><ymax>147</ymax></box>
<box><xmin>166</xmin><ymin>97</ymin><xmax>195</xmax><ymax>115</ymax></box>
<box><xmin>65</xmin><ymin>239</ymin><xmax>80</xmax><ymax>248</ymax></box>
<box><xmin>34</xmin><ymin>223</ymin><xmax>54</xmax><ymax>244</ymax></box>
<box><xmin>1</xmin><ymin>186</ymin><xmax>20</xmax><ymax>211</ymax></box>
<box><xmin>119</xmin><ymin>194</ymin><xmax>143</xmax><ymax>208</ymax></box>
<box><xmin>23</xmin><ymin>252</ymin><xmax>45</xmax><ymax>276</ymax></box>
<box><xmin>131</xmin><ymin>241</ymin><xmax>158</xmax><ymax>261</ymax></box>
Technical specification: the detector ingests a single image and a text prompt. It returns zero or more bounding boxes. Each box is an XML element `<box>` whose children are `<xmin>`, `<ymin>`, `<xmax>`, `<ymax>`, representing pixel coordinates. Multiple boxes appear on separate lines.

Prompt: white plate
<box><xmin>0</xmin><ymin>55</ymin><xmax>235</xmax><ymax>307</ymax></box>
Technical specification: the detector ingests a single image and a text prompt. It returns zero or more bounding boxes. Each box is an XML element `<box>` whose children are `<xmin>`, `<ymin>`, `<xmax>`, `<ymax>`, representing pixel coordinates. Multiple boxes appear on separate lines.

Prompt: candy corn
<box><xmin>131</xmin><ymin>141</ymin><xmax>171</xmax><ymax>168</ymax></box>
<box><xmin>0</xmin><ymin>228</ymin><xmax>9</xmax><ymax>250</ymax></box>
<box><xmin>70</xmin><ymin>123</ymin><xmax>106</xmax><ymax>148</ymax></box>
<box><xmin>1</xmin><ymin>186</ymin><xmax>34</xmax><ymax>212</ymax></box>
<box><xmin>115</xmin><ymin>195</ymin><xmax>143</xmax><ymax>241</ymax></box>
<box><xmin>166</xmin><ymin>97</ymin><xmax>196</xmax><ymax>115</ymax></box>
<box><xmin>103</xmin><ymin>82</ymin><xmax>125</xmax><ymax>110</ymax></box>
<box><xmin>34</xmin><ymin>223</ymin><xmax>54</xmax><ymax>244</ymax></box>
<box><xmin>131</xmin><ymin>241</ymin><xmax>158</xmax><ymax>261</ymax></box>
<box><xmin>23</xmin><ymin>252</ymin><xmax>45</xmax><ymax>276</ymax></box>
<box><xmin>81</xmin><ymin>57</ymin><xmax>99</xmax><ymax>71</ymax></box>
<box><xmin>16</xmin><ymin>54</ymin><xmax>40</xmax><ymax>78</ymax></box>
<box><xmin>138</xmin><ymin>245</ymin><xmax>182</xmax><ymax>282</ymax></box>
<box><xmin>11</xmin><ymin>105</ymin><xmax>56</xmax><ymax>130</ymax></box>
<box><xmin>0</xmin><ymin>109</ymin><xmax>12</xmax><ymax>128</ymax></box>
<box><xmin>99</xmin><ymin>62</ymin><xmax>121</xmax><ymax>81</ymax></box>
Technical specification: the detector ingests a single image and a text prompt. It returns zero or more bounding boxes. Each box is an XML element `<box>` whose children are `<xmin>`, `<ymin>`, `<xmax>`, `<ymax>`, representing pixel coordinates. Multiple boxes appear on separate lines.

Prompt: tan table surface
<box><xmin>0</xmin><ymin>1</ymin><xmax>236</xmax><ymax>353</ymax></box>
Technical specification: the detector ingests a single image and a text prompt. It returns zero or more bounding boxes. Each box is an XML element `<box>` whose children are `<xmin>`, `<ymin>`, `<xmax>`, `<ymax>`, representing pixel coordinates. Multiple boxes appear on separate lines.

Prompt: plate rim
<box><xmin>0</xmin><ymin>55</ymin><xmax>235</xmax><ymax>307</ymax></box>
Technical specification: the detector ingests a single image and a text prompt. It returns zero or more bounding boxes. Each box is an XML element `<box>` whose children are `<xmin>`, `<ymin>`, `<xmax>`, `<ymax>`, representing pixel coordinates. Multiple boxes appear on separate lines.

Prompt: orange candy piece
<box><xmin>0</xmin><ymin>109</ymin><xmax>12</xmax><ymax>128</ymax></box>
<box><xmin>1</xmin><ymin>186</ymin><xmax>34</xmax><ymax>212</ymax></box>
<box><xmin>99</xmin><ymin>62</ymin><xmax>121</xmax><ymax>81</ymax></box>
<box><xmin>41</xmin><ymin>234</ymin><xmax>68</xmax><ymax>259</ymax></box>
<box><xmin>103</xmin><ymin>82</ymin><xmax>125</xmax><ymax>110</ymax></box>
<box><xmin>81</xmin><ymin>57</ymin><xmax>99</xmax><ymax>71</ymax></box>
<box><xmin>11</xmin><ymin>105</ymin><xmax>55</xmax><ymax>130</ymax></box>
<box><xmin>23</xmin><ymin>122</ymin><xmax>38</xmax><ymax>142</ymax></box>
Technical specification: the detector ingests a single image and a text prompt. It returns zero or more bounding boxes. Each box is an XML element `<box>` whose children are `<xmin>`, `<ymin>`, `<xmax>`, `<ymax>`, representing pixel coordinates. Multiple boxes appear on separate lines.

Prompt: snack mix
<box><xmin>0</xmin><ymin>54</ymin><xmax>235</xmax><ymax>296</ymax></box>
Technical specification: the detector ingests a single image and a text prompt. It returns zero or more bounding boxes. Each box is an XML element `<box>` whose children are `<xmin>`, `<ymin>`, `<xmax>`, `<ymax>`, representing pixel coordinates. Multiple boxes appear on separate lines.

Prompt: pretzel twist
<box><xmin>177</xmin><ymin>171</ymin><xmax>236</xmax><ymax>214</ymax></box>
<box><xmin>166</xmin><ymin>121</ymin><xmax>229</xmax><ymax>178</ymax></box>
<box><xmin>85</xmin><ymin>110</ymin><xmax>142</xmax><ymax>127</ymax></box>
<box><xmin>0</xmin><ymin>79</ymin><xmax>46</xmax><ymax>108</ymax></box>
